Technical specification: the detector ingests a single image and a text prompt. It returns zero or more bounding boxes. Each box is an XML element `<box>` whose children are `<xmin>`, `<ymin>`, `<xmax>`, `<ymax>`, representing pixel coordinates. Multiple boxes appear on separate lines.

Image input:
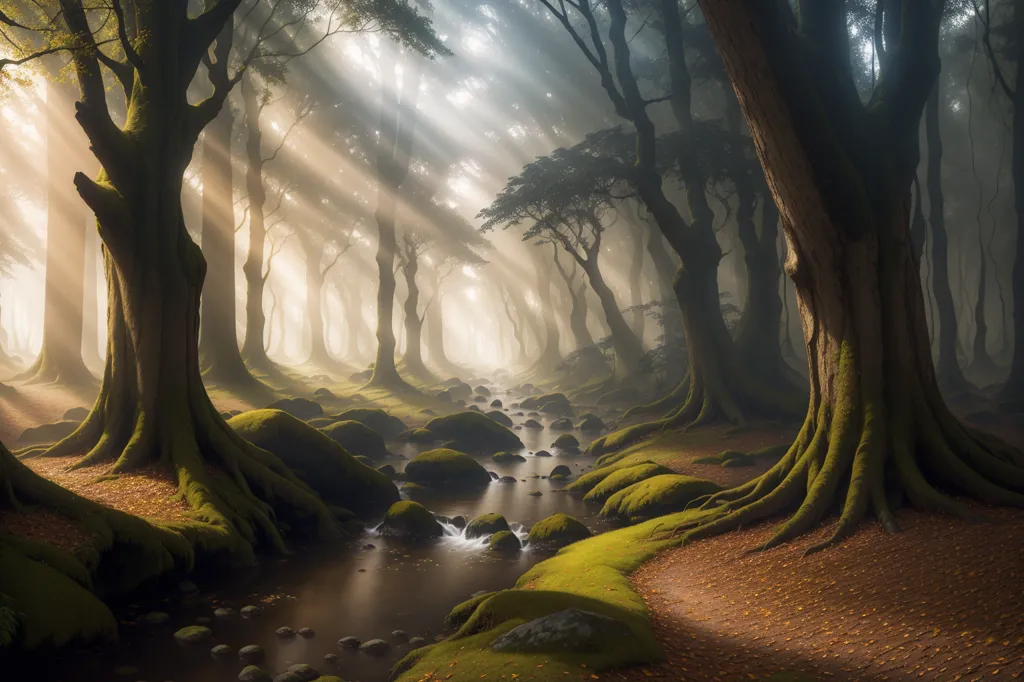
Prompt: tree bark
<box><xmin>81</xmin><ymin>223</ymin><xmax>102</xmax><ymax>369</ymax></box>
<box><xmin>19</xmin><ymin>79</ymin><xmax>92</xmax><ymax>385</ymax></box>
<box><xmin>685</xmin><ymin>0</ymin><xmax>1024</xmax><ymax>553</ymax></box>
<box><xmin>297</xmin><ymin>230</ymin><xmax>336</xmax><ymax>369</ymax></box>
<box><xmin>581</xmin><ymin>257</ymin><xmax>644</xmax><ymax>376</ymax></box>
<box><xmin>552</xmin><ymin>247</ymin><xmax>595</xmax><ymax>350</ymax></box>
<box><xmin>42</xmin><ymin>0</ymin><xmax>338</xmax><ymax>559</ymax></box>
<box><xmin>970</xmin><ymin>220</ymin><xmax>998</xmax><ymax>379</ymax></box>
<box><xmin>628</xmin><ymin>226</ymin><xmax>646</xmax><ymax>340</ymax></box>
<box><xmin>528</xmin><ymin>250</ymin><xmax>563</xmax><ymax>373</ymax></box>
<box><xmin>400</xmin><ymin>247</ymin><xmax>428</xmax><ymax>378</ymax></box>
<box><xmin>926</xmin><ymin>85</ymin><xmax>969</xmax><ymax>391</ymax></box>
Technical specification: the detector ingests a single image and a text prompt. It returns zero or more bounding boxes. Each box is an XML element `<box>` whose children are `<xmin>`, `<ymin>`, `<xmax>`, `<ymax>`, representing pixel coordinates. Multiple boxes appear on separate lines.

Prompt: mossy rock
<box><xmin>490</xmin><ymin>399</ymin><xmax>503</xmax><ymax>408</ymax></box>
<box><xmin>534</xmin><ymin>449</ymin><xmax>552</xmax><ymax>457</ymax></box>
<box><xmin>522</xmin><ymin>392</ymin><xmax>572</xmax><ymax>416</ymax></box>
<box><xmin>465</xmin><ymin>513</ymin><xmax>510</xmax><ymax>539</ymax></box>
<box><xmin>596</xmin><ymin>387</ymin><xmax>642</xmax><ymax>406</ymax></box>
<box><xmin>523</xmin><ymin>419</ymin><xmax>543</xmax><ymax>429</ymax></box>
<box><xmin>377</xmin><ymin>463</ymin><xmax>397</xmax><ymax>477</ymax></box>
<box><xmin>485</xmin><ymin>410</ymin><xmax>514</xmax><ymax>428</ymax></box>
<box><xmin>445</xmin><ymin>592</ymin><xmax>495</xmax><ymax>629</ymax></box>
<box><xmin>228</xmin><ymin>410</ymin><xmax>399</xmax><ymax>518</ymax></box>
<box><xmin>266</xmin><ymin>397</ymin><xmax>324</xmax><ymax>421</ymax></box>
<box><xmin>439</xmin><ymin>381</ymin><xmax>473</xmax><ymax>401</ymax></box>
<box><xmin>421</xmin><ymin>412</ymin><xmax>523</xmax><ymax>453</ymax></box>
<box><xmin>321</xmin><ymin>420</ymin><xmax>389</xmax><ymax>460</ymax></box>
<box><xmin>548</xmin><ymin>464</ymin><xmax>573</xmax><ymax>480</ymax></box>
<box><xmin>17</xmin><ymin>420</ymin><xmax>80</xmax><ymax>445</ymax></box>
<box><xmin>488</xmin><ymin>530</ymin><xmax>522</xmax><ymax>553</ymax></box>
<box><xmin>526</xmin><ymin>513</ymin><xmax>592</xmax><ymax>550</ymax></box>
<box><xmin>549</xmin><ymin>418</ymin><xmax>574</xmax><ymax>431</ymax></box>
<box><xmin>564</xmin><ymin>458</ymin><xmax>659</xmax><ymax>496</ymax></box>
<box><xmin>583</xmin><ymin>463</ymin><xmax>676</xmax><ymax>504</ymax></box>
<box><xmin>334</xmin><ymin>408</ymin><xmax>407</xmax><ymax>438</ymax></box>
<box><xmin>401</xmin><ymin>481</ymin><xmax>431</xmax><ymax>494</ymax></box>
<box><xmin>377</xmin><ymin>501</ymin><xmax>444</xmax><ymax>539</ymax></box>
<box><xmin>474</xmin><ymin>385</ymin><xmax>491</xmax><ymax>396</ymax></box>
<box><xmin>578</xmin><ymin>414</ymin><xmax>606</xmax><ymax>431</ymax></box>
<box><xmin>405</xmin><ymin>448</ymin><xmax>492</xmax><ymax>488</ymax></box>
<box><xmin>239</xmin><ymin>665</ymin><xmax>272</xmax><ymax>682</ymax></box>
<box><xmin>173</xmin><ymin>625</ymin><xmax>213</xmax><ymax>643</ymax></box>
<box><xmin>399</xmin><ymin>428</ymin><xmax>438</xmax><ymax>444</ymax></box>
<box><xmin>312</xmin><ymin>387</ymin><xmax>336</xmax><ymax>400</ymax></box>
<box><xmin>306</xmin><ymin>417</ymin><xmax>337</xmax><ymax>429</ymax></box>
<box><xmin>601</xmin><ymin>474</ymin><xmax>721</xmax><ymax>522</ymax></box>
<box><xmin>492</xmin><ymin>451</ymin><xmax>527</xmax><ymax>463</ymax></box>
<box><xmin>552</xmin><ymin>434</ymin><xmax>580</xmax><ymax>450</ymax></box>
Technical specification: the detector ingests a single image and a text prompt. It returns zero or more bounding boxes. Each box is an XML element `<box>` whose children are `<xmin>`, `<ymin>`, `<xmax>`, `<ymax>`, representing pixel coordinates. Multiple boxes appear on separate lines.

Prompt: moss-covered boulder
<box><xmin>583</xmin><ymin>463</ymin><xmax>676</xmax><ymax>504</ymax></box>
<box><xmin>420</xmin><ymin>412</ymin><xmax>523</xmax><ymax>453</ymax></box>
<box><xmin>439</xmin><ymin>381</ymin><xmax>473</xmax><ymax>401</ymax></box>
<box><xmin>565</xmin><ymin>459</ymin><xmax>657</xmax><ymax>496</ymax></box>
<box><xmin>578</xmin><ymin>414</ymin><xmax>606</xmax><ymax>431</ymax></box>
<box><xmin>17</xmin><ymin>420</ymin><xmax>80</xmax><ymax>445</ymax></box>
<box><xmin>405</xmin><ymin>448</ymin><xmax>492</xmax><ymax>488</ymax></box>
<box><xmin>465</xmin><ymin>513</ymin><xmax>510</xmax><ymax>539</ymax></box>
<box><xmin>376</xmin><ymin>501</ymin><xmax>444</xmax><ymax>539</ymax></box>
<box><xmin>490</xmin><ymin>399</ymin><xmax>503</xmax><ymax>408</ymax></box>
<box><xmin>485</xmin><ymin>410</ymin><xmax>514</xmax><ymax>428</ymax></box>
<box><xmin>548</xmin><ymin>464</ymin><xmax>573</xmax><ymax>480</ymax></box>
<box><xmin>601</xmin><ymin>474</ymin><xmax>721</xmax><ymax>522</ymax></box>
<box><xmin>552</xmin><ymin>433</ymin><xmax>580</xmax><ymax>450</ymax></box>
<box><xmin>306</xmin><ymin>417</ymin><xmax>337</xmax><ymax>429</ymax></box>
<box><xmin>523</xmin><ymin>419</ymin><xmax>543</xmax><ymax>429</ymax></box>
<box><xmin>266</xmin><ymin>397</ymin><xmax>324</xmax><ymax>421</ymax></box>
<box><xmin>320</xmin><ymin>420</ymin><xmax>389</xmax><ymax>460</ymax></box>
<box><xmin>228</xmin><ymin>410</ymin><xmax>399</xmax><ymax>518</ymax></box>
<box><xmin>474</xmin><ymin>385</ymin><xmax>491</xmax><ymax>396</ymax></box>
<box><xmin>521</xmin><ymin>392</ymin><xmax>572</xmax><ymax>416</ymax></box>
<box><xmin>549</xmin><ymin>418</ymin><xmax>574</xmax><ymax>431</ymax></box>
<box><xmin>526</xmin><ymin>513</ymin><xmax>592</xmax><ymax>550</ymax></box>
<box><xmin>488</xmin><ymin>530</ymin><xmax>522</xmax><ymax>553</ymax></box>
<box><xmin>492</xmin><ymin>451</ymin><xmax>527</xmax><ymax>463</ymax></box>
<box><xmin>334</xmin><ymin>408</ymin><xmax>406</xmax><ymax>438</ymax></box>
<box><xmin>444</xmin><ymin>592</ymin><xmax>495</xmax><ymax>629</ymax></box>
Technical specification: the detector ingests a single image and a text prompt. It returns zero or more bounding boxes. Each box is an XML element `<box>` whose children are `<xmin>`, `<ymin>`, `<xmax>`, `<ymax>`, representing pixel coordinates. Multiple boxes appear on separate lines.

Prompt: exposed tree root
<box><xmin>623</xmin><ymin>376</ymin><xmax>690</xmax><ymax>420</ymax></box>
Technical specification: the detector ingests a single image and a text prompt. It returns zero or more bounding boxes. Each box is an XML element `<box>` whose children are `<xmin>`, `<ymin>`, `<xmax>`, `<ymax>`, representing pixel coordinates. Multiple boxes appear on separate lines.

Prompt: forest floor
<box><xmin>612</xmin><ymin>412</ymin><xmax>1024</xmax><ymax>682</ymax></box>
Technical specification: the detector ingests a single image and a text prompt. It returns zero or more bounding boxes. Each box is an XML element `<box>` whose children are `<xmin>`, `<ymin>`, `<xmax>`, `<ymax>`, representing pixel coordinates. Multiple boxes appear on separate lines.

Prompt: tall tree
<box><xmin>684</xmin><ymin>0</ymin><xmax>1024</xmax><ymax>553</ymax></box>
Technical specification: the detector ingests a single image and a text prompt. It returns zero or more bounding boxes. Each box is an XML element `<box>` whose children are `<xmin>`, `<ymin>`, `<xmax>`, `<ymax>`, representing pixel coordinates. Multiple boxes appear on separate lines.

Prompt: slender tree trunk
<box><xmin>528</xmin><ymin>250</ymin><xmax>563</xmax><ymax>373</ymax></box>
<box><xmin>971</xmin><ymin>220</ymin><xmax>997</xmax><ymax>377</ymax></box>
<box><xmin>20</xmin><ymin>79</ymin><xmax>92</xmax><ymax>385</ymax></box>
<box><xmin>998</xmin><ymin>0</ymin><xmax>1024</xmax><ymax>406</ymax></box>
<box><xmin>81</xmin><ymin>223</ymin><xmax>102</xmax><ymax>369</ymax></box>
<box><xmin>687</xmin><ymin>0</ymin><xmax>1024</xmax><ymax>554</ymax></box>
<box><xmin>297</xmin><ymin>231</ymin><xmax>334</xmax><ymax>368</ymax></box>
<box><xmin>502</xmin><ymin>284</ymin><xmax>529</xmax><ymax>367</ymax></box>
<box><xmin>581</xmin><ymin>257</ymin><xmax>644</xmax><ymax>376</ymax></box>
<box><xmin>425</xmin><ymin>292</ymin><xmax>459</xmax><ymax>377</ymax></box>
<box><xmin>628</xmin><ymin>227</ymin><xmax>646</xmax><ymax>340</ymax></box>
<box><xmin>926</xmin><ymin>86</ymin><xmax>969</xmax><ymax>390</ymax></box>
<box><xmin>340</xmin><ymin>282</ymin><xmax>366</xmax><ymax>366</ymax></box>
<box><xmin>552</xmin><ymin>247</ymin><xmax>594</xmax><ymax>350</ymax></box>
<box><xmin>401</xmin><ymin>249</ymin><xmax>428</xmax><ymax>377</ymax></box>
<box><xmin>240</xmin><ymin>73</ymin><xmax>272</xmax><ymax>370</ymax></box>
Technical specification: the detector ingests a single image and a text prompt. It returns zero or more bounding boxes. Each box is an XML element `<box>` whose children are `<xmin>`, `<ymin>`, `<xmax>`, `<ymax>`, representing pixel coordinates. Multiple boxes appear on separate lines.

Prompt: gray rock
<box><xmin>359</xmin><ymin>638</ymin><xmax>391</xmax><ymax>656</ymax></box>
<box><xmin>273</xmin><ymin>674</ymin><xmax>303</xmax><ymax>682</ymax></box>
<box><xmin>178</xmin><ymin>580</ymin><xmax>198</xmax><ymax>594</ymax></box>
<box><xmin>214</xmin><ymin>607</ymin><xmax>235</xmax><ymax>618</ymax></box>
<box><xmin>498</xmin><ymin>475</ymin><xmax>517</xmax><ymax>483</ymax></box>
<box><xmin>141</xmin><ymin>611</ymin><xmax>169</xmax><ymax>625</ymax></box>
<box><xmin>210</xmin><ymin>644</ymin><xmax>233</xmax><ymax>657</ymax></box>
<box><xmin>276</xmin><ymin>626</ymin><xmax>296</xmax><ymax>638</ymax></box>
<box><xmin>238</xmin><ymin>666</ymin><xmax>272</xmax><ymax>682</ymax></box>
<box><xmin>391</xmin><ymin>629</ymin><xmax>408</xmax><ymax>640</ymax></box>
<box><xmin>337</xmin><ymin>636</ymin><xmax>361</xmax><ymax>649</ymax></box>
<box><xmin>238</xmin><ymin>645</ymin><xmax>264</xmax><ymax>663</ymax></box>
<box><xmin>490</xmin><ymin>609</ymin><xmax>632</xmax><ymax>653</ymax></box>
<box><xmin>534</xmin><ymin>450</ymin><xmax>552</xmax><ymax>457</ymax></box>
<box><xmin>297</xmin><ymin>627</ymin><xmax>315</xmax><ymax>638</ymax></box>
<box><xmin>240</xmin><ymin>605</ymin><xmax>263</xmax><ymax>618</ymax></box>
<box><xmin>172</xmin><ymin>626</ymin><xmax>212</xmax><ymax>643</ymax></box>
<box><xmin>286</xmin><ymin>664</ymin><xmax>319</xmax><ymax>681</ymax></box>
<box><xmin>323</xmin><ymin>653</ymin><xmax>338</xmax><ymax>663</ymax></box>
<box><xmin>408</xmin><ymin>636</ymin><xmax>427</xmax><ymax>648</ymax></box>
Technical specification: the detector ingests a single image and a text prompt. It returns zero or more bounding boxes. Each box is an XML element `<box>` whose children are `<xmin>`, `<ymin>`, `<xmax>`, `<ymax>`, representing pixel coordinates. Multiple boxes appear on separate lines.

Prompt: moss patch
<box><xmin>334</xmin><ymin>408</ymin><xmax>407</xmax><ymax>438</ymax></box>
<box><xmin>228</xmin><ymin>410</ymin><xmax>398</xmax><ymax>518</ymax></box>
<box><xmin>377</xmin><ymin>501</ymin><xmax>443</xmax><ymax>539</ymax></box>
<box><xmin>488</xmin><ymin>530</ymin><xmax>522</xmax><ymax>553</ymax></box>
<box><xmin>583</xmin><ymin>463</ymin><xmax>676</xmax><ymax>505</ymax></box>
<box><xmin>521</xmin><ymin>393</ymin><xmax>572</xmax><ymax>416</ymax></box>
<box><xmin>601</xmin><ymin>474</ymin><xmax>721</xmax><ymax>522</ymax></box>
<box><xmin>405</xmin><ymin>448</ymin><xmax>492</xmax><ymax>488</ymax></box>
<box><xmin>320</xmin><ymin>420</ymin><xmax>390</xmax><ymax>460</ymax></box>
<box><xmin>465</xmin><ymin>513</ymin><xmax>510</xmax><ymax>539</ymax></box>
<box><xmin>492</xmin><ymin>451</ymin><xmax>527</xmax><ymax>463</ymax></box>
<box><xmin>421</xmin><ymin>412</ymin><xmax>523</xmax><ymax>453</ymax></box>
<box><xmin>526</xmin><ymin>514</ymin><xmax>591</xmax><ymax>550</ymax></box>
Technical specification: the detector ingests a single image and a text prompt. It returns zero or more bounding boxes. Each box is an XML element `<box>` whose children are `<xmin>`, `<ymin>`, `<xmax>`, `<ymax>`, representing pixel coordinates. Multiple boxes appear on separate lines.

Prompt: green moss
<box><xmin>228</xmin><ymin>410</ymin><xmax>399</xmax><ymax>518</ymax></box>
<box><xmin>521</xmin><ymin>393</ymin><xmax>572</xmax><ymax>416</ymax></box>
<box><xmin>320</xmin><ymin>420</ymin><xmax>389</xmax><ymax>460</ymax></box>
<box><xmin>313</xmin><ymin>677</ymin><xmax>345</xmax><ymax>682</ymax></box>
<box><xmin>444</xmin><ymin>592</ymin><xmax>495</xmax><ymax>630</ymax></box>
<box><xmin>548</xmin><ymin>464</ymin><xmax>572</xmax><ymax>480</ymax></box>
<box><xmin>583</xmin><ymin>463</ymin><xmax>675</xmax><ymax>504</ymax></box>
<box><xmin>492</xmin><ymin>451</ymin><xmax>527</xmax><ymax>463</ymax></box>
<box><xmin>334</xmin><ymin>408</ymin><xmax>407</xmax><ymax>438</ymax></box>
<box><xmin>401</xmin><ymin>428</ymin><xmax>438</xmax><ymax>444</ymax></box>
<box><xmin>405</xmin><ymin>448</ymin><xmax>492</xmax><ymax>488</ymax></box>
<box><xmin>601</xmin><ymin>474</ymin><xmax>721</xmax><ymax>522</ymax></box>
<box><xmin>488</xmin><ymin>530</ymin><xmax>522</xmax><ymax>553</ymax></box>
<box><xmin>396</xmin><ymin>508</ymin><xmax>720</xmax><ymax>681</ymax></box>
<box><xmin>586</xmin><ymin>422</ymin><xmax>664</xmax><ymax>460</ymax></box>
<box><xmin>526</xmin><ymin>514</ymin><xmax>591</xmax><ymax>550</ymax></box>
<box><xmin>377</xmin><ymin>501</ymin><xmax>444</xmax><ymax>539</ymax></box>
<box><xmin>465</xmin><ymin>513</ymin><xmax>510</xmax><ymax>539</ymax></box>
<box><xmin>421</xmin><ymin>412</ymin><xmax>523</xmax><ymax>453</ymax></box>
<box><xmin>564</xmin><ymin>458</ymin><xmax>661</xmax><ymax>496</ymax></box>
<box><xmin>485</xmin><ymin>410</ymin><xmax>514</xmax><ymax>427</ymax></box>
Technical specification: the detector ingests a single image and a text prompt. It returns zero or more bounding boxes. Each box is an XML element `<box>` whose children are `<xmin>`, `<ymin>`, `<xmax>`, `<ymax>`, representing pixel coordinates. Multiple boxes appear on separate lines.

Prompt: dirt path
<box><xmin>622</xmin><ymin>507</ymin><xmax>1024</xmax><ymax>682</ymax></box>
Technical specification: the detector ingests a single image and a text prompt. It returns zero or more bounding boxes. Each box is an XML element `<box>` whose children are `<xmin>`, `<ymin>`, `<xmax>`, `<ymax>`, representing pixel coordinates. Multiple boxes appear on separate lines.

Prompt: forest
<box><xmin>0</xmin><ymin>1</ymin><xmax>1021</xmax><ymax>681</ymax></box>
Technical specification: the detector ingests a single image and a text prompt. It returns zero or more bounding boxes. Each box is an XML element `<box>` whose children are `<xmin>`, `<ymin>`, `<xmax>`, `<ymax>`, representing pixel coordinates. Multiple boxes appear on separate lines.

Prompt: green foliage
<box><xmin>404</xmin><ymin>448</ymin><xmax>492</xmax><ymax>487</ymax></box>
<box><xmin>337</xmin><ymin>0</ymin><xmax>453</xmax><ymax>59</ymax></box>
<box><xmin>601</xmin><ymin>475</ymin><xmax>721</xmax><ymax>522</ymax></box>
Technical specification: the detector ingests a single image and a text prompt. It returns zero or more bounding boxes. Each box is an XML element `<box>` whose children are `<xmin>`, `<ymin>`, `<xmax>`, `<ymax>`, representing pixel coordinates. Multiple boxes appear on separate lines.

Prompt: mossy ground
<box><xmin>404</xmin><ymin>448</ymin><xmax>492</xmax><ymax>487</ymax></box>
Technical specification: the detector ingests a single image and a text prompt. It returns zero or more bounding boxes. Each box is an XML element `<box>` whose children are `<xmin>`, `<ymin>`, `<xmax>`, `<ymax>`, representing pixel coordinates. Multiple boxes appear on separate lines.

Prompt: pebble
<box><xmin>391</xmin><ymin>629</ymin><xmax>408</xmax><ymax>640</ymax></box>
<box><xmin>276</xmin><ymin>626</ymin><xmax>296</xmax><ymax>638</ymax></box>
<box><xmin>337</xmin><ymin>636</ymin><xmax>361</xmax><ymax>649</ymax></box>
<box><xmin>286</xmin><ymin>664</ymin><xmax>319</xmax><ymax>681</ymax></box>
<box><xmin>210</xmin><ymin>644</ymin><xmax>233</xmax><ymax>657</ymax></box>
<box><xmin>240</xmin><ymin>605</ymin><xmax>263</xmax><ymax>618</ymax></box>
<box><xmin>214</xmin><ymin>607</ymin><xmax>235</xmax><ymax>618</ymax></box>
<box><xmin>323</xmin><ymin>653</ymin><xmax>338</xmax><ymax>663</ymax></box>
<box><xmin>238</xmin><ymin>644</ymin><xmax>264</xmax><ymax>663</ymax></box>
<box><xmin>359</xmin><ymin>638</ymin><xmax>391</xmax><ymax>655</ymax></box>
<box><xmin>408</xmin><ymin>636</ymin><xmax>427</xmax><ymax>648</ymax></box>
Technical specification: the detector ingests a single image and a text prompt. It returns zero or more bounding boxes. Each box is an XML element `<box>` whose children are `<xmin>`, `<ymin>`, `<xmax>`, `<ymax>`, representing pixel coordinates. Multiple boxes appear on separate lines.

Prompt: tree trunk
<box><xmin>628</xmin><ymin>227</ymin><xmax>646</xmax><ymax>340</ymax></box>
<box><xmin>970</xmin><ymin>220</ymin><xmax>998</xmax><ymax>379</ymax></box>
<box><xmin>296</xmin><ymin>230</ymin><xmax>338</xmax><ymax>370</ymax></box>
<box><xmin>528</xmin><ymin>250</ymin><xmax>563</xmax><ymax>373</ymax></box>
<box><xmin>502</xmin><ymin>284</ymin><xmax>529</xmax><ymax>367</ymax></box>
<box><xmin>401</xmin><ymin>250</ymin><xmax>428</xmax><ymax>378</ymax></box>
<box><xmin>552</xmin><ymin>247</ymin><xmax>594</xmax><ymax>350</ymax></box>
<box><xmin>20</xmin><ymin>79</ymin><xmax>92</xmax><ymax>385</ymax></box>
<box><xmin>425</xmin><ymin>292</ymin><xmax>459</xmax><ymax>377</ymax></box>
<box><xmin>81</xmin><ymin>223</ymin><xmax>102</xmax><ymax>369</ymax></box>
<box><xmin>926</xmin><ymin>86</ymin><xmax>969</xmax><ymax>391</ymax></box>
<box><xmin>199</xmin><ymin>94</ymin><xmax>251</xmax><ymax>386</ymax></box>
<box><xmin>581</xmin><ymin>258</ymin><xmax>644</xmax><ymax>376</ymax></box>
<box><xmin>43</xmin><ymin>0</ymin><xmax>337</xmax><ymax>560</ymax></box>
<box><xmin>686</xmin><ymin>0</ymin><xmax>1024</xmax><ymax>553</ymax></box>
<box><xmin>997</xmin><ymin>0</ymin><xmax>1024</xmax><ymax>407</ymax></box>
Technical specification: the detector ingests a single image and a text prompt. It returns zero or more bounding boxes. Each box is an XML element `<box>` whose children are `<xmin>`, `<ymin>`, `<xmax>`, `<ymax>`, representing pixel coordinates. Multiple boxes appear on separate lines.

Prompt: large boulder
<box><xmin>405</xmin><ymin>448</ymin><xmax>492</xmax><ymax>488</ymax></box>
<box><xmin>266</xmin><ymin>397</ymin><xmax>324</xmax><ymax>421</ymax></box>
<box><xmin>465</xmin><ymin>513</ymin><xmax>510</xmax><ymax>539</ymax></box>
<box><xmin>485</xmin><ymin>410</ymin><xmax>514</xmax><ymax>428</ymax></box>
<box><xmin>521</xmin><ymin>393</ymin><xmax>572</xmax><ymax>416</ymax></box>
<box><xmin>526</xmin><ymin>513</ymin><xmax>592</xmax><ymax>550</ymax></box>
<box><xmin>492</xmin><ymin>451</ymin><xmax>526</xmax><ymax>463</ymax></box>
<box><xmin>583</xmin><ymin>462</ymin><xmax>675</xmax><ymax>504</ymax></box>
<box><xmin>577</xmin><ymin>413</ymin><xmax>606</xmax><ymax>431</ymax></box>
<box><xmin>488</xmin><ymin>530</ymin><xmax>522</xmax><ymax>554</ymax></box>
<box><xmin>549</xmin><ymin>418</ymin><xmax>574</xmax><ymax>431</ymax></box>
<box><xmin>548</xmin><ymin>465</ymin><xmax>573</xmax><ymax>480</ymax></box>
<box><xmin>228</xmin><ymin>410</ymin><xmax>399</xmax><ymax>518</ymax></box>
<box><xmin>551</xmin><ymin>434</ymin><xmax>580</xmax><ymax>451</ymax></box>
<box><xmin>601</xmin><ymin>474</ymin><xmax>721</xmax><ymax>522</ymax></box>
<box><xmin>490</xmin><ymin>608</ymin><xmax>632</xmax><ymax>653</ymax></box>
<box><xmin>420</xmin><ymin>411</ymin><xmax>523</xmax><ymax>453</ymax></box>
<box><xmin>474</xmin><ymin>385</ymin><xmax>491</xmax><ymax>396</ymax></box>
<box><xmin>320</xmin><ymin>420</ymin><xmax>389</xmax><ymax>460</ymax></box>
<box><xmin>334</xmin><ymin>408</ymin><xmax>406</xmax><ymax>438</ymax></box>
<box><xmin>17</xmin><ymin>420</ymin><xmax>80</xmax><ymax>445</ymax></box>
<box><xmin>376</xmin><ymin>501</ymin><xmax>444</xmax><ymax>539</ymax></box>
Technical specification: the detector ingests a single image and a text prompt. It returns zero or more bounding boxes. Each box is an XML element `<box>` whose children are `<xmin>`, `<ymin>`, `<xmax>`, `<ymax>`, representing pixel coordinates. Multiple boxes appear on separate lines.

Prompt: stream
<box><xmin>39</xmin><ymin>387</ymin><xmax>618</xmax><ymax>682</ymax></box>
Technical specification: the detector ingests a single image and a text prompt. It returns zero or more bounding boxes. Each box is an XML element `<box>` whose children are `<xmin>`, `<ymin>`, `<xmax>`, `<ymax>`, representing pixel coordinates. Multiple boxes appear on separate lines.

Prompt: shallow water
<box><xmin>38</xmin><ymin>389</ymin><xmax>617</xmax><ymax>682</ymax></box>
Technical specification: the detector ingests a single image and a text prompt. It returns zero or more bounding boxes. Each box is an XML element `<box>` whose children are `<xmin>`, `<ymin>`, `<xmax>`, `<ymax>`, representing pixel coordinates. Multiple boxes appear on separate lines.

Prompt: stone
<box><xmin>63</xmin><ymin>406</ymin><xmax>90</xmax><ymax>421</ymax></box>
<box><xmin>408</xmin><ymin>636</ymin><xmax>427</xmax><ymax>648</ymax></box>
<box><xmin>141</xmin><ymin>611</ymin><xmax>170</xmax><ymax>625</ymax></box>
<box><xmin>523</xmin><ymin>419</ymin><xmax>543</xmax><ymax>429</ymax></box>
<box><xmin>498</xmin><ymin>475</ymin><xmax>517</xmax><ymax>483</ymax></box>
<box><xmin>273</xmin><ymin>673</ymin><xmax>303</xmax><ymax>682</ymax></box>
<box><xmin>534</xmin><ymin>450</ymin><xmax>552</xmax><ymax>457</ymax></box>
<box><xmin>549</xmin><ymin>418</ymin><xmax>574</xmax><ymax>431</ymax></box>
<box><xmin>528</xmin><ymin>491</ymin><xmax>543</xmax><ymax>496</ymax></box>
<box><xmin>210</xmin><ymin>644</ymin><xmax>233</xmax><ymax>657</ymax></box>
<box><xmin>488</xmin><ymin>530</ymin><xmax>522</xmax><ymax>554</ymax></box>
<box><xmin>286</xmin><ymin>664</ymin><xmax>319</xmax><ymax>681</ymax></box>
<box><xmin>450</xmin><ymin>515</ymin><xmax>467</xmax><ymax>529</ymax></box>
<box><xmin>298</xmin><ymin>627</ymin><xmax>315</xmax><ymax>638</ymax></box>
<box><xmin>238</xmin><ymin>645</ymin><xmax>264</xmax><ymax>663</ymax></box>
<box><xmin>359</xmin><ymin>638</ymin><xmax>391</xmax><ymax>655</ymax></box>
<box><xmin>177</xmin><ymin>580</ymin><xmax>198</xmax><ymax>594</ymax></box>
<box><xmin>214</xmin><ymin>607</ymin><xmax>235</xmax><ymax>618</ymax></box>
<box><xmin>489</xmin><ymin>608</ymin><xmax>633</xmax><ymax>653</ymax></box>
<box><xmin>337</xmin><ymin>636</ymin><xmax>361</xmax><ymax>649</ymax></box>
<box><xmin>578</xmin><ymin>414</ymin><xmax>606</xmax><ymax>431</ymax></box>
<box><xmin>172</xmin><ymin>626</ymin><xmax>212</xmax><ymax>643</ymax></box>
<box><xmin>465</xmin><ymin>513</ymin><xmax>510</xmax><ymax>539</ymax></box>
<box><xmin>266</xmin><ymin>397</ymin><xmax>324</xmax><ymax>421</ymax></box>
<box><xmin>276</xmin><ymin>626</ymin><xmax>296</xmax><ymax>638</ymax></box>
<box><xmin>240</xmin><ymin>605</ymin><xmax>263</xmax><ymax>618</ymax></box>
<box><xmin>238</xmin><ymin>666</ymin><xmax>272</xmax><ymax>682</ymax></box>
<box><xmin>490</xmin><ymin>399</ymin><xmax>503</xmax><ymax>408</ymax></box>
<box><xmin>391</xmin><ymin>629</ymin><xmax>408</xmax><ymax>640</ymax></box>
<box><xmin>323</xmin><ymin>653</ymin><xmax>338</xmax><ymax>663</ymax></box>
<box><xmin>548</xmin><ymin>465</ymin><xmax>573</xmax><ymax>480</ymax></box>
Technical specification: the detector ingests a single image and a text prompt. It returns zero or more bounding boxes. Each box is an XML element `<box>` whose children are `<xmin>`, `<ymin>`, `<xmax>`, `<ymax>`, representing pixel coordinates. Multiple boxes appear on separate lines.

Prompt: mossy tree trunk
<box><xmin>42</xmin><ymin>0</ymin><xmax>337</xmax><ymax>558</ymax></box>
<box><xmin>997</xmin><ymin>0</ymin><xmax>1023</xmax><ymax>407</ymax></box>
<box><xmin>925</xmin><ymin>85</ymin><xmax>969</xmax><ymax>391</ymax></box>
<box><xmin>684</xmin><ymin>0</ymin><xmax>1024</xmax><ymax>552</ymax></box>
<box><xmin>20</xmin><ymin>79</ymin><xmax>92</xmax><ymax>386</ymax></box>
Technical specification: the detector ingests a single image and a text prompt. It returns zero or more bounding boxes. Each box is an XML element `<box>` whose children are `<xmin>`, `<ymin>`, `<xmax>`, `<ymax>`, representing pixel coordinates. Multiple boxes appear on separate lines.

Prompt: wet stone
<box><xmin>298</xmin><ymin>627</ymin><xmax>315</xmax><ymax>638</ymax></box>
<box><xmin>214</xmin><ymin>607</ymin><xmax>235</xmax><ymax>618</ymax></box>
<box><xmin>141</xmin><ymin>611</ymin><xmax>169</xmax><ymax>625</ymax></box>
<box><xmin>238</xmin><ymin>666</ymin><xmax>272</xmax><ymax>682</ymax></box>
<box><xmin>273</xmin><ymin>673</ymin><xmax>303</xmax><ymax>682</ymax></box>
<box><xmin>392</xmin><ymin>630</ymin><xmax>408</xmax><ymax>640</ymax></box>
<box><xmin>286</xmin><ymin>663</ymin><xmax>319</xmax><ymax>681</ymax></box>
<box><xmin>359</xmin><ymin>638</ymin><xmax>391</xmax><ymax>655</ymax></box>
<box><xmin>239</xmin><ymin>645</ymin><xmax>265</xmax><ymax>663</ymax></box>
<box><xmin>240</xmin><ymin>605</ymin><xmax>263</xmax><ymax>618</ymax></box>
<box><xmin>172</xmin><ymin>626</ymin><xmax>211</xmax><ymax>643</ymax></box>
<box><xmin>276</xmin><ymin>626</ymin><xmax>296</xmax><ymax>638</ymax></box>
<box><xmin>408</xmin><ymin>636</ymin><xmax>427</xmax><ymax>648</ymax></box>
<box><xmin>337</xmin><ymin>636</ymin><xmax>361</xmax><ymax>649</ymax></box>
<box><xmin>210</xmin><ymin>644</ymin><xmax>233</xmax><ymax>657</ymax></box>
